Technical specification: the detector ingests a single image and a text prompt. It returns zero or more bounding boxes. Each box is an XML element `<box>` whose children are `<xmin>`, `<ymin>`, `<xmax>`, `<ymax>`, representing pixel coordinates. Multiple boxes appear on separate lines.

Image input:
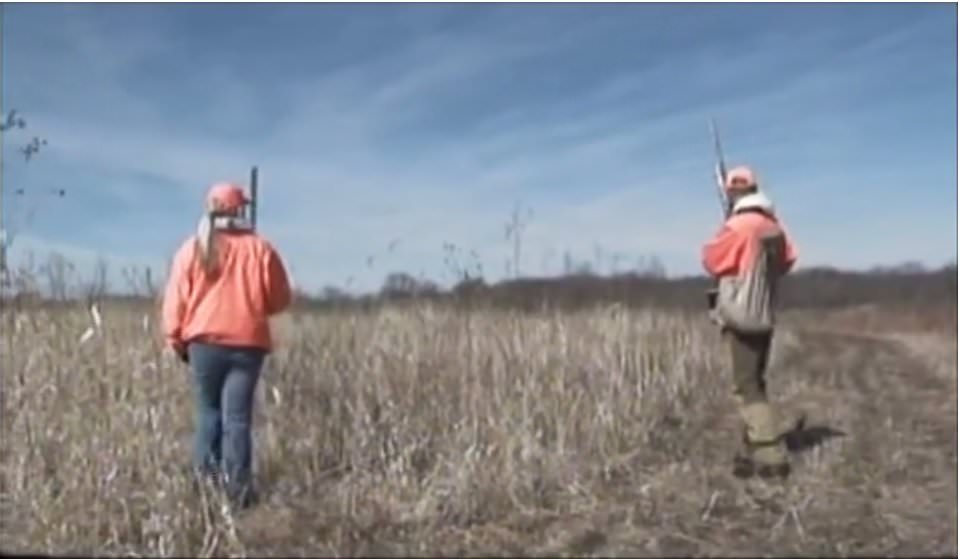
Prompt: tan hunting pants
<box><xmin>724</xmin><ymin>328</ymin><xmax>788</xmax><ymax>466</ymax></box>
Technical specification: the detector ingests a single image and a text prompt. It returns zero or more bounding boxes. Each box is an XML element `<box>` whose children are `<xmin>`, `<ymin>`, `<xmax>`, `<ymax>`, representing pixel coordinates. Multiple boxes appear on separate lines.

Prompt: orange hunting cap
<box><xmin>724</xmin><ymin>165</ymin><xmax>758</xmax><ymax>192</ymax></box>
<box><xmin>206</xmin><ymin>182</ymin><xmax>250</xmax><ymax>212</ymax></box>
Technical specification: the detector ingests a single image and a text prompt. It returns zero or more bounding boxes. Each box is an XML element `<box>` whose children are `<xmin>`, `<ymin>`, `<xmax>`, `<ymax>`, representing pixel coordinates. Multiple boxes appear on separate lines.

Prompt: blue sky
<box><xmin>1</xmin><ymin>3</ymin><xmax>957</xmax><ymax>294</ymax></box>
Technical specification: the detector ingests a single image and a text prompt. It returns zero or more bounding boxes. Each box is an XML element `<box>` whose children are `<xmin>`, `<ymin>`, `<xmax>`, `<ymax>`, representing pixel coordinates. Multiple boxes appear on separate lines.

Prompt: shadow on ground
<box><xmin>782</xmin><ymin>418</ymin><xmax>847</xmax><ymax>453</ymax></box>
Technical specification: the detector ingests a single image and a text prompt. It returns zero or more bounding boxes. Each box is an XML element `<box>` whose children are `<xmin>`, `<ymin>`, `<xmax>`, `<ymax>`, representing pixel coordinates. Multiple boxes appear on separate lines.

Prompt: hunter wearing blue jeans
<box><xmin>161</xmin><ymin>182</ymin><xmax>293</xmax><ymax>508</ymax></box>
<box><xmin>189</xmin><ymin>343</ymin><xmax>266</xmax><ymax>503</ymax></box>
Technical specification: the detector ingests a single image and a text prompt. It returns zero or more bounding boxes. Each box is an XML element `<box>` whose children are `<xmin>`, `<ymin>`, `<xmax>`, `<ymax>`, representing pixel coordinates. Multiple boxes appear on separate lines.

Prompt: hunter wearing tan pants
<box><xmin>702</xmin><ymin>165</ymin><xmax>797</xmax><ymax>479</ymax></box>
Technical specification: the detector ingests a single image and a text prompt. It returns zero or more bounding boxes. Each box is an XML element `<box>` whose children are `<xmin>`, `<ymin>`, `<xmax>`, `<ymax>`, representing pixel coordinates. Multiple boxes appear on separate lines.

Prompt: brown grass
<box><xmin>1</xmin><ymin>301</ymin><xmax>956</xmax><ymax>557</ymax></box>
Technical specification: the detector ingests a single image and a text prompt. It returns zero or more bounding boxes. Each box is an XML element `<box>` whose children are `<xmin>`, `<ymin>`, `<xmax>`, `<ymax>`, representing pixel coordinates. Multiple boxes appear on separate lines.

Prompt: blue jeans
<box><xmin>188</xmin><ymin>342</ymin><xmax>266</xmax><ymax>502</ymax></box>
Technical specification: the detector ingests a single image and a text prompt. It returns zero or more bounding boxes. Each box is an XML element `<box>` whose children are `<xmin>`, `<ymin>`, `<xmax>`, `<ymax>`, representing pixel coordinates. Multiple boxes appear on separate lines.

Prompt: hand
<box><xmin>705</xmin><ymin>287</ymin><xmax>718</xmax><ymax>310</ymax></box>
<box><xmin>168</xmin><ymin>341</ymin><xmax>189</xmax><ymax>364</ymax></box>
<box><xmin>705</xmin><ymin>288</ymin><xmax>725</xmax><ymax>325</ymax></box>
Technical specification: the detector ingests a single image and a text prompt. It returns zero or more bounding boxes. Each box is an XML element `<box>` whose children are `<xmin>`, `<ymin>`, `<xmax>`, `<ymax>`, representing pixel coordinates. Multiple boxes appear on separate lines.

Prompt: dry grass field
<box><xmin>0</xmin><ymin>299</ymin><xmax>956</xmax><ymax>557</ymax></box>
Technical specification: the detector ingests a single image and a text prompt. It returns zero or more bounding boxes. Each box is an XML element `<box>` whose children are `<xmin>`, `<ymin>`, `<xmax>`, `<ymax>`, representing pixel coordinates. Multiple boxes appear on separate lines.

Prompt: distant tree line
<box><xmin>2</xmin><ymin>251</ymin><xmax>956</xmax><ymax>316</ymax></box>
<box><xmin>307</xmin><ymin>261</ymin><xmax>957</xmax><ymax>313</ymax></box>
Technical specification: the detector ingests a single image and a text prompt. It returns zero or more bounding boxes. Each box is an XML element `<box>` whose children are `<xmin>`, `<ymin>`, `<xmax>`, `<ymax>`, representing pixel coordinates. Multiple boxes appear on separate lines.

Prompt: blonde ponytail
<box><xmin>195</xmin><ymin>211</ymin><xmax>220</xmax><ymax>278</ymax></box>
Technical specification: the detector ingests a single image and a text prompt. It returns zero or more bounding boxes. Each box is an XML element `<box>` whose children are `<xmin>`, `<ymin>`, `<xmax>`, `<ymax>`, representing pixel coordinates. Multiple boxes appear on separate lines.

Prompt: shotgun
<box><xmin>709</xmin><ymin>118</ymin><xmax>731</xmax><ymax>218</ymax></box>
<box><xmin>249</xmin><ymin>165</ymin><xmax>259</xmax><ymax>231</ymax></box>
<box><xmin>706</xmin><ymin>118</ymin><xmax>729</xmax><ymax>311</ymax></box>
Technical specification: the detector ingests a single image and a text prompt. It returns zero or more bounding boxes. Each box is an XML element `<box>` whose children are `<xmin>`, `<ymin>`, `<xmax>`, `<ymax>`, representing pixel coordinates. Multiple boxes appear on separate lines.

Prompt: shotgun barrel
<box><xmin>709</xmin><ymin>118</ymin><xmax>730</xmax><ymax>218</ymax></box>
<box><xmin>706</xmin><ymin>118</ymin><xmax>729</xmax><ymax>312</ymax></box>
<box><xmin>250</xmin><ymin>165</ymin><xmax>258</xmax><ymax>231</ymax></box>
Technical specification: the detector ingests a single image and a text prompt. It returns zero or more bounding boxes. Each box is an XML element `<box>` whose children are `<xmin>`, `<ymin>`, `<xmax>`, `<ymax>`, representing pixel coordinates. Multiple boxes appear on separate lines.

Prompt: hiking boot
<box><xmin>732</xmin><ymin>453</ymin><xmax>756</xmax><ymax>479</ymax></box>
<box><xmin>752</xmin><ymin>441</ymin><xmax>788</xmax><ymax>467</ymax></box>
<box><xmin>756</xmin><ymin>462</ymin><xmax>791</xmax><ymax>480</ymax></box>
<box><xmin>732</xmin><ymin>453</ymin><xmax>791</xmax><ymax>480</ymax></box>
<box><xmin>733</xmin><ymin>437</ymin><xmax>791</xmax><ymax>480</ymax></box>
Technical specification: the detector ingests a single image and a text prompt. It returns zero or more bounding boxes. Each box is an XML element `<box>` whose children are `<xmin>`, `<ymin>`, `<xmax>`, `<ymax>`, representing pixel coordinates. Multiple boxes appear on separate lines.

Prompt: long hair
<box><xmin>195</xmin><ymin>210</ymin><xmax>221</xmax><ymax>278</ymax></box>
<box><xmin>195</xmin><ymin>203</ymin><xmax>237</xmax><ymax>279</ymax></box>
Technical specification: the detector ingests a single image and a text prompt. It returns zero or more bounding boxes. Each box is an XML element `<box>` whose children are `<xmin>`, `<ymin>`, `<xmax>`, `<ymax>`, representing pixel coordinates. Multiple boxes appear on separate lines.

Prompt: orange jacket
<box><xmin>161</xmin><ymin>231</ymin><xmax>292</xmax><ymax>352</ymax></box>
<box><xmin>702</xmin><ymin>209</ymin><xmax>797</xmax><ymax>278</ymax></box>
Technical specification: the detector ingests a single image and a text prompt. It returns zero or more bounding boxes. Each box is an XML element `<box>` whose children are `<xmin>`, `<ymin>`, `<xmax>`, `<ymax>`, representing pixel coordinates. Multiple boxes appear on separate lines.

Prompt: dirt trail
<box><xmin>542</xmin><ymin>326</ymin><xmax>960</xmax><ymax>557</ymax></box>
<box><xmin>594</xmin><ymin>326</ymin><xmax>959</xmax><ymax>557</ymax></box>
<box><xmin>766</xmin><ymin>327</ymin><xmax>958</xmax><ymax>555</ymax></box>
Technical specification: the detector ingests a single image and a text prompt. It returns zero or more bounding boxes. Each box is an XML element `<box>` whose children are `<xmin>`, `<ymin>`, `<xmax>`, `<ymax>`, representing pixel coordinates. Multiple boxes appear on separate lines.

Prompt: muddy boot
<box><xmin>732</xmin><ymin>452</ymin><xmax>756</xmax><ymax>478</ymax></box>
<box><xmin>757</xmin><ymin>462</ymin><xmax>791</xmax><ymax>480</ymax></box>
<box><xmin>735</xmin><ymin>403</ymin><xmax>791</xmax><ymax>479</ymax></box>
<box><xmin>732</xmin><ymin>443</ymin><xmax>790</xmax><ymax>479</ymax></box>
<box><xmin>751</xmin><ymin>441</ymin><xmax>791</xmax><ymax>480</ymax></box>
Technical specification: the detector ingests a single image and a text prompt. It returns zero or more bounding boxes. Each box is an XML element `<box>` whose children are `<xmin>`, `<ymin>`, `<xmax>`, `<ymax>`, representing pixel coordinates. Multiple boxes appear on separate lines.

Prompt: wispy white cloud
<box><xmin>2</xmin><ymin>4</ymin><xmax>955</xmax><ymax>293</ymax></box>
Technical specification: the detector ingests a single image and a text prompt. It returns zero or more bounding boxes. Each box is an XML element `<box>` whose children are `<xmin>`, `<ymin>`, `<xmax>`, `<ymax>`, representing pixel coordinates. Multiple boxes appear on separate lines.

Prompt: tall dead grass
<box><xmin>1</xmin><ymin>301</ymin><xmax>955</xmax><ymax>556</ymax></box>
<box><xmin>0</xmin><ymin>302</ymin><xmax>724</xmax><ymax>555</ymax></box>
